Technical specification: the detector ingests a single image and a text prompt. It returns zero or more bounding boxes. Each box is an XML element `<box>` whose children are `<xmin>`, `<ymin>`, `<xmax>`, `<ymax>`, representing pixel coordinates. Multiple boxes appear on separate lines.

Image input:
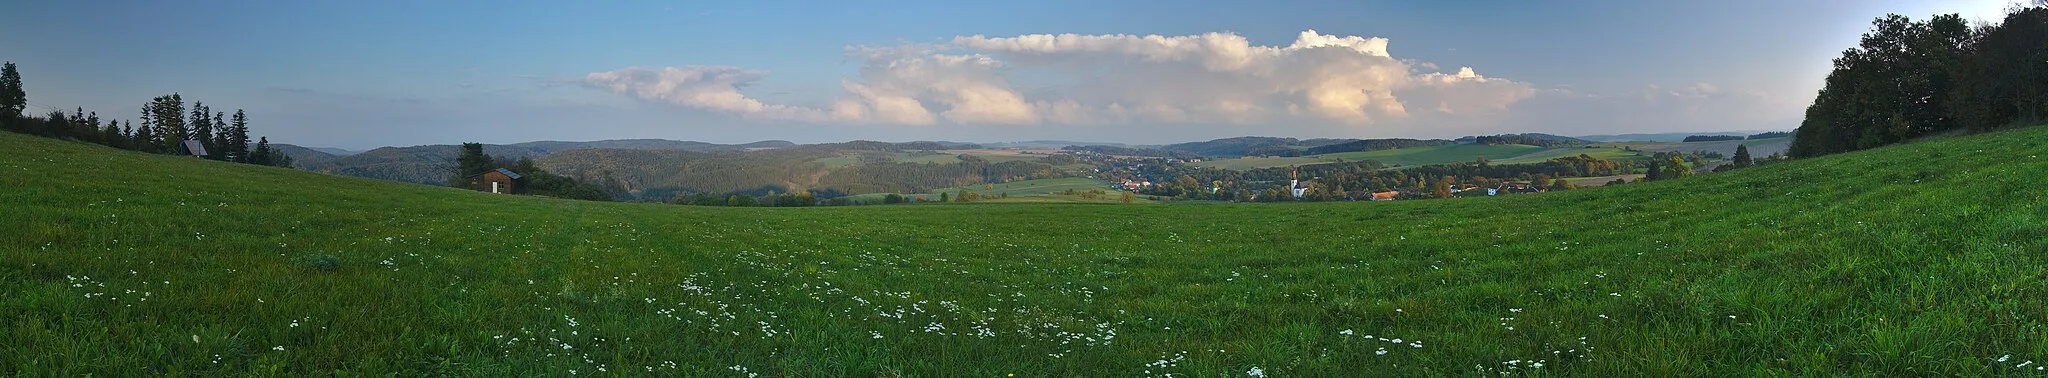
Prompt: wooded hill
<box><xmin>281</xmin><ymin>139</ymin><xmax>1079</xmax><ymax>202</ymax></box>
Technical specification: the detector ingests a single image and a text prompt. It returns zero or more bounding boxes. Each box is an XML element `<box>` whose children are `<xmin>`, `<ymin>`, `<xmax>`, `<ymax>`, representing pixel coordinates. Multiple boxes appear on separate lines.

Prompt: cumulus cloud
<box><xmin>583</xmin><ymin>66</ymin><xmax>830</xmax><ymax>122</ymax></box>
<box><xmin>584</xmin><ymin>29</ymin><xmax>1540</xmax><ymax>128</ymax></box>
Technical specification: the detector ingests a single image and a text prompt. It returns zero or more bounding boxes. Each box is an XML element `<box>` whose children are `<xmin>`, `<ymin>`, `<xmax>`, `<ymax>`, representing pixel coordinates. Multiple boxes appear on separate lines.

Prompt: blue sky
<box><xmin>0</xmin><ymin>0</ymin><xmax>2019</xmax><ymax>149</ymax></box>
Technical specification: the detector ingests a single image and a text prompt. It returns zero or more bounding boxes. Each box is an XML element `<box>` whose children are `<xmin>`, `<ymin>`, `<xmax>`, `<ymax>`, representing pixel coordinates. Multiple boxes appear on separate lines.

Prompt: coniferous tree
<box><xmin>249</xmin><ymin>136</ymin><xmax>273</xmax><ymax>166</ymax></box>
<box><xmin>450</xmin><ymin>142</ymin><xmax>492</xmax><ymax>186</ymax></box>
<box><xmin>97</xmin><ymin>114</ymin><xmax>121</xmax><ymax>147</ymax></box>
<box><xmin>266</xmin><ymin>142</ymin><xmax>292</xmax><ymax>168</ymax></box>
<box><xmin>41</xmin><ymin>110</ymin><xmax>67</xmax><ymax>137</ymax></box>
<box><xmin>132</xmin><ymin>120</ymin><xmax>158</xmax><ymax>153</ymax></box>
<box><xmin>143</xmin><ymin>94</ymin><xmax>186</xmax><ymax>153</ymax></box>
<box><xmin>188</xmin><ymin>102</ymin><xmax>214</xmax><ymax>158</ymax></box>
<box><xmin>211</xmin><ymin>111</ymin><xmax>228</xmax><ymax>160</ymax></box>
<box><xmin>0</xmin><ymin>62</ymin><xmax>24</xmax><ymax>119</ymax></box>
<box><xmin>1732</xmin><ymin>144</ymin><xmax>1754</xmax><ymax>168</ymax></box>
<box><xmin>225</xmin><ymin>110</ymin><xmax>251</xmax><ymax>162</ymax></box>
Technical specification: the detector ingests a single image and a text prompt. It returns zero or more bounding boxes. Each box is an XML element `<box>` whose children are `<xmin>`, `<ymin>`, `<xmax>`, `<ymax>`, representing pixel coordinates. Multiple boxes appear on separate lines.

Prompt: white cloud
<box><xmin>588</xmin><ymin>30</ymin><xmax>1789</xmax><ymax>135</ymax></box>
<box><xmin>583</xmin><ymin>66</ymin><xmax>830</xmax><ymax>122</ymax></box>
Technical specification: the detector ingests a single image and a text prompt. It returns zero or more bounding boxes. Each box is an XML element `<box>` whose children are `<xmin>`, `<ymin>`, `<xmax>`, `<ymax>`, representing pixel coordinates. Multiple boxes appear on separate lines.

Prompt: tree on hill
<box><xmin>0</xmin><ymin>62</ymin><xmax>24</xmax><ymax>119</ymax></box>
<box><xmin>247</xmin><ymin>137</ymin><xmax>290</xmax><ymax>167</ymax></box>
<box><xmin>1681</xmin><ymin>135</ymin><xmax>1744</xmax><ymax>142</ymax></box>
<box><xmin>1661</xmin><ymin>156</ymin><xmax>1693</xmax><ymax>179</ymax></box>
<box><xmin>189</xmin><ymin>102</ymin><xmax>215</xmax><ymax>158</ymax></box>
<box><xmin>224</xmin><ymin>110</ymin><xmax>251</xmax><ymax>162</ymax></box>
<box><xmin>1732</xmin><ymin>144</ymin><xmax>1754</xmax><ymax>168</ymax></box>
<box><xmin>1747</xmin><ymin>131</ymin><xmax>1794</xmax><ymax>139</ymax></box>
<box><xmin>1949</xmin><ymin>5</ymin><xmax>2048</xmax><ymax>132</ymax></box>
<box><xmin>1430</xmin><ymin>176</ymin><xmax>1453</xmax><ymax>198</ymax></box>
<box><xmin>1791</xmin><ymin>5</ymin><xmax>2048</xmax><ymax>157</ymax></box>
<box><xmin>450</xmin><ymin>143</ymin><xmax>493</xmax><ymax>186</ymax></box>
<box><xmin>144</xmin><ymin>94</ymin><xmax>187</xmax><ymax>152</ymax></box>
<box><xmin>131</xmin><ymin>120</ymin><xmax>158</xmax><ymax>153</ymax></box>
<box><xmin>1549</xmin><ymin>177</ymin><xmax>1575</xmax><ymax>191</ymax></box>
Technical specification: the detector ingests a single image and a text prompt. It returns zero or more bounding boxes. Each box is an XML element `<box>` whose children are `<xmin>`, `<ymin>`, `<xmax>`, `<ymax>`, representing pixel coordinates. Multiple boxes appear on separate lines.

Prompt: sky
<box><xmin>0</xmin><ymin>0</ymin><xmax>2023</xmax><ymax>149</ymax></box>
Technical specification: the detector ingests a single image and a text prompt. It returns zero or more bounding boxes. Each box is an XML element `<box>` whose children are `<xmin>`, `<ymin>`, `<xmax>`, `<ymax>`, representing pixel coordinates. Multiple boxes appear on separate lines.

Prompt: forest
<box><xmin>1792</xmin><ymin>6</ymin><xmax>2048</xmax><ymax>156</ymax></box>
<box><xmin>0</xmin><ymin>62</ymin><xmax>292</xmax><ymax>168</ymax></box>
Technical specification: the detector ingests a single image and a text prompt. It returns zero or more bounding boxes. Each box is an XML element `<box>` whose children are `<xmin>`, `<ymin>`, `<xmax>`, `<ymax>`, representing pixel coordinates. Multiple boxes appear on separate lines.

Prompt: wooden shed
<box><xmin>468</xmin><ymin>168</ymin><xmax>523</xmax><ymax>194</ymax></box>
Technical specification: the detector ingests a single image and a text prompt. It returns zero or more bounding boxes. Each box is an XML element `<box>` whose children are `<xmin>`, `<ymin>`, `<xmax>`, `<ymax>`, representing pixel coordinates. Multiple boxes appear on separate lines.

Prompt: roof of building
<box><xmin>470</xmin><ymin>168</ymin><xmax>523</xmax><ymax>180</ymax></box>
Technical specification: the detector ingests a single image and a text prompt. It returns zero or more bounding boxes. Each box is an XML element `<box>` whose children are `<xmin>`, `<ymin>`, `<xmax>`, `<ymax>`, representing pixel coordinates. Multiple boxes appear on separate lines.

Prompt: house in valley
<box><xmin>468</xmin><ymin>168</ymin><xmax>523</xmax><ymax>194</ymax></box>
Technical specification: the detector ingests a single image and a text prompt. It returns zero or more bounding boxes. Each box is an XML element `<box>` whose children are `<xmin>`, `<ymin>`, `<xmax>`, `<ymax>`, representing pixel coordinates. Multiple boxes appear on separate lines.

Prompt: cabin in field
<box><xmin>468</xmin><ymin>168</ymin><xmax>523</xmax><ymax>194</ymax></box>
<box><xmin>181</xmin><ymin>140</ymin><xmax>208</xmax><ymax>158</ymax></box>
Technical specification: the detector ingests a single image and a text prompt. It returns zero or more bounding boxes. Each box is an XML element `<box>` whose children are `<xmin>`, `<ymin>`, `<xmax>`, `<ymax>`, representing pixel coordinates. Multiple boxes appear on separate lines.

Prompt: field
<box><xmin>5</xmin><ymin>126</ymin><xmax>2048</xmax><ymax>376</ymax></box>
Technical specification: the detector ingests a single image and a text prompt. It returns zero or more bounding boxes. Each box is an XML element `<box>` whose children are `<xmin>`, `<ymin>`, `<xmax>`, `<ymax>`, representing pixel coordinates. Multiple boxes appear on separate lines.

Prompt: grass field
<box><xmin>5</xmin><ymin>126</ymin><xmax>2048</xmax><ymax>375</ymax></box>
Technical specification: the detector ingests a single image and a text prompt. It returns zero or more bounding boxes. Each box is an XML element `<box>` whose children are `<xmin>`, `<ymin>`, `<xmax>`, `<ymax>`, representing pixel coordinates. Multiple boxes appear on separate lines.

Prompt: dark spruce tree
<box><xmin>188</xmin><ymin>102</ymin><xmax>214</xmax><ymax>158</ymax></box>
<box><xmin>1732</xmin><ymin>144</ymin><xmax>1753</xmax><ymax>168</ymax></box>
<box><xmin>0</xmin><ymin>62</ymin><xmax>24</xmax><ymax>119</ymax></box>
<box><xmin>248</xmin><ymin>136</ymin><xmax>274</xmax><ymax>166</ymax></box>
<box><xmin>225</xmin><ymin>110</ymin><xmax>251</xmax><ymax>162</ymax></box>
<box><xmin>450</xmin><ymin>142</ymin><xmax>492</xmax><ymax>186</ymax></box>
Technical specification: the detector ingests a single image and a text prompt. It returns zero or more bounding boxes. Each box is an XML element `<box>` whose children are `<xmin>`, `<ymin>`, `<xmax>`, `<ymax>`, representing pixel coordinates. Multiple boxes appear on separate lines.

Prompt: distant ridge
<box><xmin>1576</xmin><ymin>132</ymin><xmax>1749</xmax><ymax>143</ymax></box>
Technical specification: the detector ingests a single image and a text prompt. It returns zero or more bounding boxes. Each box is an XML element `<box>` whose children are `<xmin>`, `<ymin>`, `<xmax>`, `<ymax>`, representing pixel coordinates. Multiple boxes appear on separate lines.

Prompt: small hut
<box><xmin>181</xmin><ymin>140</ymin><xmax>209</xmax><ymax>158</ymax></box>
<box><xmin>468</xmin><ymin>168</ymin><xmax>523</xmax><ymax>194</ymax></box>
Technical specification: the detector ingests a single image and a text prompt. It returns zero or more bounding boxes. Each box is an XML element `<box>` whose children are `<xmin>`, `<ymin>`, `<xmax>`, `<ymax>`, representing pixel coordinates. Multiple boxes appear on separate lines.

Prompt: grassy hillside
<box><xmin>3</xmin><ymin>126</ymin><xmax>2047</xmax><ymax>375</ymax></box>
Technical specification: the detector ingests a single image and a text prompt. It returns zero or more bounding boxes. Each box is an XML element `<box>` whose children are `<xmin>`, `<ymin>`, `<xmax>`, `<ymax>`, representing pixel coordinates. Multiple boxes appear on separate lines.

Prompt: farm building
<box><xmin>1495</xmin><ymin>182</ymin><xmax>1544</xmax><ymax>194</ymax></box>
<box><xmin>468</xmin><ymin>168</ymin><xmax>523</xmax><ymax>194</ymax></box>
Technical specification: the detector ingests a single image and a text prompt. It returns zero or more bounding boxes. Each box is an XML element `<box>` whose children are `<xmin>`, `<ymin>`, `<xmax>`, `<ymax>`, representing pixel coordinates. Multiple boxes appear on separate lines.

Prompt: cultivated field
<box><xmin>4</xmin><ymin>126</ymin><xmax>2047</xmax><ymax>375</ymax></box>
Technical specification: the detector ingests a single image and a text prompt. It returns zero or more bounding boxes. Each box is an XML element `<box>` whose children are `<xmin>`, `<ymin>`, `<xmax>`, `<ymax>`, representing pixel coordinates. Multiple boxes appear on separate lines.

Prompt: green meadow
<box><xmin>4</xmin><ymin>125</ymin><xmax>2047</xmax><ymax>375</ymax></box>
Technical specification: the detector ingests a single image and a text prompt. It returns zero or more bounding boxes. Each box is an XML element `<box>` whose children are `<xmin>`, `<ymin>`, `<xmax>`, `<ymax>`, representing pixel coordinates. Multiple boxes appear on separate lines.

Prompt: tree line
<box><xmin>1792</xmin><ymin>4</ymin><xmax>2048</xmax><ymax>157</ymax></box>
<box><xmin>0</xmin><ymin>62</ymin><xmax>291</xmax><ymax>167</ymax></box>
<box><xmin>1468</xmin><ymin>133</ymin><xmax>1589</xmax><ymax>147</ymax></box>
<box><xmin>1297</xmin><ymin>138</ymin><xmax>1454</xmax><ymax>155</ymax></box>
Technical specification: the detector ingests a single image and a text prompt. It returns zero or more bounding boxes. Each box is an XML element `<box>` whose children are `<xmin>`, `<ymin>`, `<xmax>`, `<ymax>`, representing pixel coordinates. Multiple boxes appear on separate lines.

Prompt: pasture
<box><xmin>4</xmin><ymin>126</ymin><xmax>2047</xmax><ymax>376</ymax></box>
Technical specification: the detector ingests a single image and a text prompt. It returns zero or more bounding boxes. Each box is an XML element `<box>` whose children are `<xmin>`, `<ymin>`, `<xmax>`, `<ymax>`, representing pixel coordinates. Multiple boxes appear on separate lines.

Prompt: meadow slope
<box><xmin>2</xmin><ymin>127</ymin><xmax>2046</xmax><ymax>376</ymax></box>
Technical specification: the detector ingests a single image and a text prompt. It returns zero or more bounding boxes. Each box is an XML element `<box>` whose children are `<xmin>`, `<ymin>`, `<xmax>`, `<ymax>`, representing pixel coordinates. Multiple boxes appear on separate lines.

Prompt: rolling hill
<box><xmin>4</xmin><ymin>124</ymin><xmax>2045</xmax><ymax>375</ymax></box>
<box><xmin>285</xmin><ymin>139</ymin><xmax>797</xmax><ymax>186</ymax></box>
<box><xmin>1192</xmin><ymin>136</ymin><xmax>1794</xmax><ymax>171</ymax></box>
<box><xmin>1154</xmin><ymin>136</ymin><xmax>1360</xmax><ymax>158</ymax></box>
